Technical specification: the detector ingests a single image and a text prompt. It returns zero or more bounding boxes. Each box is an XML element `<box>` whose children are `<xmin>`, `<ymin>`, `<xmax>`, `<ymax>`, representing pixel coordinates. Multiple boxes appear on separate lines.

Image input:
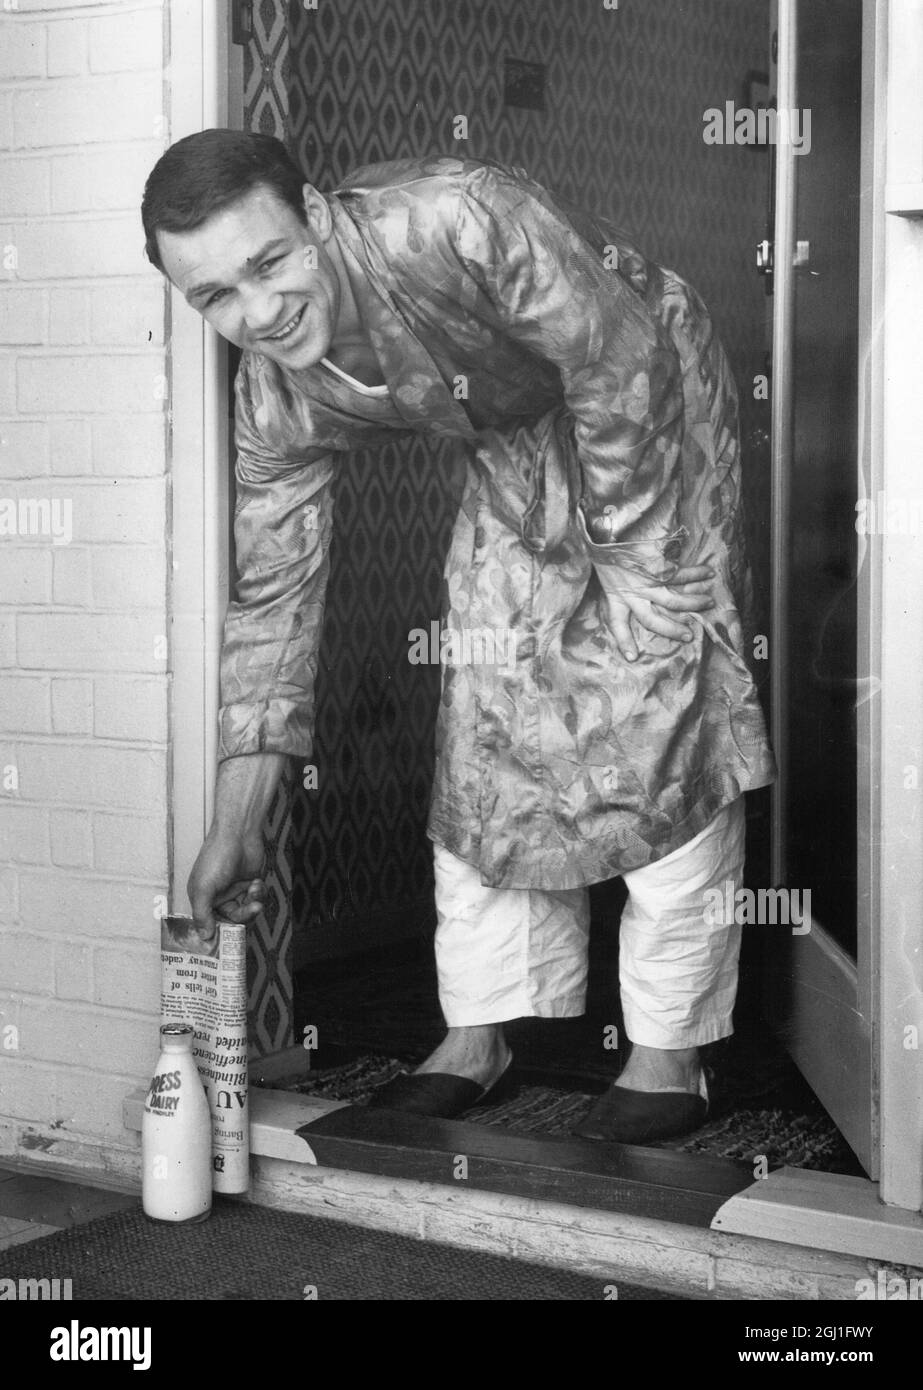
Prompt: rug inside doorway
<box><xmin>0</xmin><ymin>1198</ymin><xmax>679</xmax><ymax>1301</ymax></box>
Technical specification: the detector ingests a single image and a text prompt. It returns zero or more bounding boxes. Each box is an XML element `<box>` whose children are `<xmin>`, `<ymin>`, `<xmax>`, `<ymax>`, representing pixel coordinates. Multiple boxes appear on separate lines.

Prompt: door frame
<box><xmin>875</xmin><ymin>0</ymin><xmax>923</xmax><ymax>1212</ymax></box>
<box><xmin>169</xmin><ymin>0</ymin><xmax>923</xmax><ymax>1217</ymax></box>
<box><xmin>767</xmin><ymin>0</ymin><xmax>875</xmax><ymax>1178</ymax></box>
<box><xmin>167</xmin><ymin>0</ymin><xmax>231</xmax><ymax>917</ymax></box>
<box><xmin>768</xmin><ymin>0</ymin><xmax>923</xmax><ymax>1211</ymax></box>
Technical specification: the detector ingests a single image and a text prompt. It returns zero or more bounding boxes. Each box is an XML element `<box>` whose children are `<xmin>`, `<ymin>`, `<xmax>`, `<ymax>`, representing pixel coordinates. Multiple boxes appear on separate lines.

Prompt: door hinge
<box><xmin>231</xmin><ymin>0</ymin><xmax>254</xmax><ymax>47</ymax></box>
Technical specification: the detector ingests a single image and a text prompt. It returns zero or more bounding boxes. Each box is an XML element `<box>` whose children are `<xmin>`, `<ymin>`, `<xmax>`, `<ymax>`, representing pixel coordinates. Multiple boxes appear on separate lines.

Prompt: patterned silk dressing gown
<box><xmin>219</xmin><ymin>157</ymin><xmax>776</xmax><ymax>891</ymax></box>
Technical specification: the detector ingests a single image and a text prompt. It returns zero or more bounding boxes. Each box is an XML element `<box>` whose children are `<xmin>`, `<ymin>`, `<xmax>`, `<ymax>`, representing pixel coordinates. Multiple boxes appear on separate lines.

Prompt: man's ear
<box><xmin>301</xmin><ymin>183</ymin><xmax>333</xmax><ymax>241</ymax></box>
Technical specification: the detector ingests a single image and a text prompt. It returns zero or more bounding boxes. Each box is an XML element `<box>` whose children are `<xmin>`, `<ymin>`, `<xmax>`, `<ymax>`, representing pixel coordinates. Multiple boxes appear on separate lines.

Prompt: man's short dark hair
<box><xmin>141</xmin><ymin>128</ymin><xmax>307</xmax><ymax>273</ymax></box>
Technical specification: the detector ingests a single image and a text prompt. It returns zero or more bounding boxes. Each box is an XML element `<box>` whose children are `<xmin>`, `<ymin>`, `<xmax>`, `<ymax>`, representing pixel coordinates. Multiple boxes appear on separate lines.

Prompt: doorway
<box><xmin>234</xmin><ymin>0</ymin><xmax>867</xmax><ymax>1181</ymax></box>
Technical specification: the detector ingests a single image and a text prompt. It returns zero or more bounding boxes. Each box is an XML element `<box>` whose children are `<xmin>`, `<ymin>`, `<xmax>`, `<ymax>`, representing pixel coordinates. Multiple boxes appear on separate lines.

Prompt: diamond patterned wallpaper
<box><xmin>242</xmin><ymin>0</ymin><xmax>773</xmax><ymax>1014</ymax></box>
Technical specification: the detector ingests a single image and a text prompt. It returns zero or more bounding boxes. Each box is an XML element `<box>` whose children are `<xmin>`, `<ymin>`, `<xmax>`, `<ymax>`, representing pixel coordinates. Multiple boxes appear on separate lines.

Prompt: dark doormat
<box><xmin>0</xmin><ymin>1197</ymin><xmax>680</xmax><ymax>1301</ymax></box>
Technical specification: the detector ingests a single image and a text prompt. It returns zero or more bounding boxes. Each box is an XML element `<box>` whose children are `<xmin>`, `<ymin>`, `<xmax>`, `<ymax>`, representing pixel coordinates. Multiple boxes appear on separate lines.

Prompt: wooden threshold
<box><xmin>296</xmin><ymin>1104</ymin><xmax>751</xmax><ymax>1228</ymax></box>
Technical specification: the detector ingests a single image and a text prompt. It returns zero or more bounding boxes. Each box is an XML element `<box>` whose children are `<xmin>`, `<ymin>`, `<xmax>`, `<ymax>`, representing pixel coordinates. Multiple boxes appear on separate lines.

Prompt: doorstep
<box><xmin>122</xmin><ymin>1086</ymin><xmax>923</xmax><ymax>1300</ymax></box>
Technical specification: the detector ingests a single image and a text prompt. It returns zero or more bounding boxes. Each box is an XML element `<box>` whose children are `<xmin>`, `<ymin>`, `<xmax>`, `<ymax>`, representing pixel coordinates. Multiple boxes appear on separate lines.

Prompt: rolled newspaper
<box><xmin>160</xmin><ymin>915</ymin><xmax>250</xmax><ymax>1194</ymax></box>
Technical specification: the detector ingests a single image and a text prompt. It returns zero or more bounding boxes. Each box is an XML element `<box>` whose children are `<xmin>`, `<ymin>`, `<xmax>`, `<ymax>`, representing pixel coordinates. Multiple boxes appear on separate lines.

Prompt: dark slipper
<box><xmin>573</xmin><ymin>1071</ymin><xmax>710</xmax><ymax>1144</ymax></box>
<box><xmin>365</xmin><ymin>1058</ymin><xmax>516</xmax><ymax>1119</ymax></box>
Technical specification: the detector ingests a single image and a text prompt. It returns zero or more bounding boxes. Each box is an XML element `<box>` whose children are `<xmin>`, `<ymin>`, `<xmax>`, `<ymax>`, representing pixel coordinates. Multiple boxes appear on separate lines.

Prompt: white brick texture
<box><xmin>3</xmin><ymin>674</ymin><xmax>51</xmax><ymax>731</ymax></box>
<box><xmin>0</xmin><ymin>547</ymin><xmax>51</xmax><ymax>605</ymax></box>
<box><xmin>49</xmin><ymin>806</ymin><xmax>93</xmax><ymax>865</ymax></box>
<box><xmin>0</xmin><ymin>803</ymin><xmax>49</xmax><ymax>863</ymax></box>
<box><xmin>18</xmin><ymin>353</ymin><xmax>166</xmax><ymax>413</ymax></box>
<box><xmin>91</xmin><ymin>415</ymin><xmax>164</xmax><ymax>477</ymax></box>
<box><xmin>12</xmin><ymin>742</ymin><xmax>167</xmax><ymax>811</ymax></box>
<box><xmin>17</xmin><ymin>611</ymin><xmax>166</xmax><ymax>672</ymax></box>
<box><xmin>19</xmin><ymin>872</ymin><xmax>167</xmax><ymax>940</ymax></box>
<box><xmin>0</xmin><ymin>157</ymin><xmax>50</xmax><ymax>218</ymax></box>
<box><xmin>17</xmin><ymin>999</ymin><xmax>157</xmax><ymax>1075</ymax></box>
<box><xmin>92</xmin><ymin>546</ymin><xmax>166</xmax><ymax>610</ymax></box>
<box><xmin>51</xmin><ymin>143</ymin><xmax>164</xmax><ymax>215</ymax></box>
<box><xmin>52</xmin><ymin>547</ymin><xmax>92</xmax><ymax>606</ymax></box>
<box><xmin>93</xmin><ymin>676</ymin><xmax>167</xmax><ymax>744</ymax></box>
<box><xmin>54</xmin><ymin>937</ymin><xmax>92</xmax><ymax>1000</ymax></box>
<box><xmin>8</xmin><ymin>217</ymin><xmax>153</xmax><ymax>280</ymax></box>
<box><xmin>0</xmin><ymin>929</ymin><xmax>54</xmax><ymax>993</ymax></box>
<box><xmin>56</xmin><ymin>1066</ymin><xmax>147</xmax><ymax>1142</ymax></box>
<box><xmin>0</xmin><ymin>421</ymin><xmax>50</xmax><ymax>478</ymax></box>
<box><xmin>0</xmin><ymin>22</ymin><xmax>45</xmax><ymax>82</ymax></box>
<box><xmin>48</xmin><ymin>287</ymin><xmax>89</xmax><ymax>345</ymax></box>
<box><xmin>0</xmin><ymin>1057</ymin><xmax>58</xmax><ymax>1125</ymax></box>
<box><xmin>50</xmin><ymin>678</ymin><xmax>93</xmax><ymax>735</ymax></box>
<box><xmin>46</xmin><ymin>20</ymin><xmax>88</xmax><ymax>79</ymax></box>
<box><xmin>93</xmin><ymin>944</ymin><xmax>159</xmax><ymax>1014</ymax></box>
<box><xmin>0</xmin><ymin>286</ymin><xmax>45</xmax><ymax>341</ymax></box>
<box><xmin>13</xmin><ymin>75</ymin><xmax>162</xmax><ymax>149</ymax></box>
<box><xmin>49</xmin><ymin>417</ymin><xmax>91</xmax><ymax>475</ymax></box>
<box><xmin>1</xmin><ymin>1</ymin><xmax>171</xmax><ymax>1160</ymax></box>
<box><xmin>89</xmin><ymin>11</ymin><xmax>163</xmax><ymax>75</ymax></box>
<box><xmin>93</xmin><ymin>811</ymin><xmax>166</xmax><ymax>879</ymax></box>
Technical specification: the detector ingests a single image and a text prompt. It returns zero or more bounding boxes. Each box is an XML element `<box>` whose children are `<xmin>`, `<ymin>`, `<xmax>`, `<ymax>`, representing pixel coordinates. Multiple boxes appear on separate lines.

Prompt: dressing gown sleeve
<box><xmin>452</xmin><ymin>166</ymin><xmax>689</xmax><ymax>589</ymax></box>
<box><xmin>217</xmin><ymin>361</ymin><xmax>335</xmax><ymax>764</ymax></box>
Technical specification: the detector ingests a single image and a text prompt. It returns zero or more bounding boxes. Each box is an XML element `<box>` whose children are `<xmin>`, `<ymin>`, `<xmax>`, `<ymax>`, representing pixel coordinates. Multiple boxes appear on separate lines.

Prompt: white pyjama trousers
<box><xmin>432</xmin><ymin>798</ymin><xmax>746</xmax><ymax>1049</ymax></box>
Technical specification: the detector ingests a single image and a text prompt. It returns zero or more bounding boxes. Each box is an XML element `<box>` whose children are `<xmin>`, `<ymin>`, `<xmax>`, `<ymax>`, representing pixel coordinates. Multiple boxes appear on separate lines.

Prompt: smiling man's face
<box><xmin>156</xmin><ymin>183</ymin><xmax>342</xmax><ymax>370</ymax></box>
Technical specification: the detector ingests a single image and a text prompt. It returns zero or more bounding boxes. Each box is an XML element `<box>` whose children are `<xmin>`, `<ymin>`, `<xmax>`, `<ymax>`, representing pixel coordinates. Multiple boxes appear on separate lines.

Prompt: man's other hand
<box><xmin>602</xmin><ymin>564</ymin><xmax>715</xmax><ymax>663</ymax></box>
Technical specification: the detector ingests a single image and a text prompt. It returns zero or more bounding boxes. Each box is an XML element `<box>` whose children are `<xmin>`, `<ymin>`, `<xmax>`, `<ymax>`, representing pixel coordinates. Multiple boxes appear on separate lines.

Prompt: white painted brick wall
<box><xmin>4</xmin><ymin>216</ymin><xmax>150</xmax><ymax>279</ymax></box>
<box><xmin>13</xmin><ymin>75</ymin><xmax>161</xmax><ymax>147</ymax></box>
<box><xmin>54</xmin><ymin>938</ymin><xmax>92</xmax><ymax>1000</ymax></box>
<box><xmin>49</xmin><ymin>418</ymin><xmax>90</xmax><ymax>474</ymax></box>
<box><xmin>0</xmin><ymin>421</ymin><xmax>50</xmax><ymax>477</ymax></box>
<box><xmin>0</xmin><ymin>157</ymin><xmax>50</xmax><ymax>217</ymax></box>
<box><xmin>0</xmin><ymin>929</ymin><xmax>54</xmax><ymax>993</ymax></box>
<box><xmin>51</xmin><ymin>143</ymin><xmax>163</xmax><ymax>215</ymax></box>
<box><xmin>1</xmin><ymin>0</ymin><xmax>170</xmax><ymax>1164</ymax></box>
<box><xmin>50</xmin><ymin>678</ymin><xmax>93</xmax><ymax>734</ymax></box>
<box><xmin>49</xmin><ymin>807</ymin><xmax>92</xmax><ymax>867</ymax></box>
<box><xmin>11</xmin><ymin>742</ymin><xmax>167</xmax><ymax>810</ymax></box>
<box><xmin>18</xmin><ymin>871</ymin><xmax>165</xmax><ymax>941</ymax></box>
<box><xmin>52</xmin><ymin>547</ymin><xmax>92</xmax><ymax>606</ymax></box>
<box><xmin>19</xmin><ymin>355</ymin><xmax>164</xmax><ymax>412</ymax></box>
<box><xmin>17</xmin><ymin>611</ymin><xmax>167</xmax><ymax>671</ymax></box>
<box><xmin>93</xmin><ymin>547</ymin><xmax>166</xmax><ymax>610</ymax></box>
<box><xmin>0</xmin><ymin>359</ymin><xmax>15</xmax><ymax>414</ymax></box>
<box><xmin>4</xmin><ymin>675</ymin><xmax>51</xmax><ymax>732</ymax></box>
<box><xmin>17</xmin><ymin>999</ymin><xmax>157</xmax><ymax>1074</ymax></box>
<box><xmin>93</xmin><ymin>676</ymin><xmax>168</xmax><ymax>743</ymax></box>
<box><xmin>0</xmin><ymin>287</ymin><xmax>46</xmax><ymax>342</ymax></box>
<box><xmin>0</xmin><ymin>547</ymin><xmax>51</xmax><ymax>604</ymax></box>
<box><xmin>0</xmin><ymin>803</ymin><xmax>49</xmax><ymax>863</ymax></box>
<box><xmin>46</xmin><ymin>20</ymin><xmax>88</xmax><ymax>79</ymax></box>
<box><xmin>91</xmin><ymin>415</ymin><xmax>164</xmax><ymax>477</ymax></box>
<box><xmin>93</xmin><ymin>811</ymin><xmax>167</xmax><ymax>880</ymax></box>
<box><xmin>48</xmin><ymin>287</ymin><xmax>89</xmax><ymax>345</ymax></box>
<box><xmin>89</xmin><ymin>10</ymin><xmax>163</xmax><ymax>75</ymax></box>
<box><xmin>0</xmin><ymin>1059</ymin><xmax>58</xmax><ymax>1126</ymax></box>
<box><xmin>0</xmin><ymin>23</ymin><xmax>45</xmax><ymax>81</ymax></box>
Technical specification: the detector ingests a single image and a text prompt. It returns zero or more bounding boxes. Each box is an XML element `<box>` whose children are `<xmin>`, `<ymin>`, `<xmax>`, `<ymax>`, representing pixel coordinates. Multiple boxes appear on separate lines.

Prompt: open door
<box><xmin>765</xmin><ymin>0</ymin><xmax>876</xmax><ymax>1175</ymax></box>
